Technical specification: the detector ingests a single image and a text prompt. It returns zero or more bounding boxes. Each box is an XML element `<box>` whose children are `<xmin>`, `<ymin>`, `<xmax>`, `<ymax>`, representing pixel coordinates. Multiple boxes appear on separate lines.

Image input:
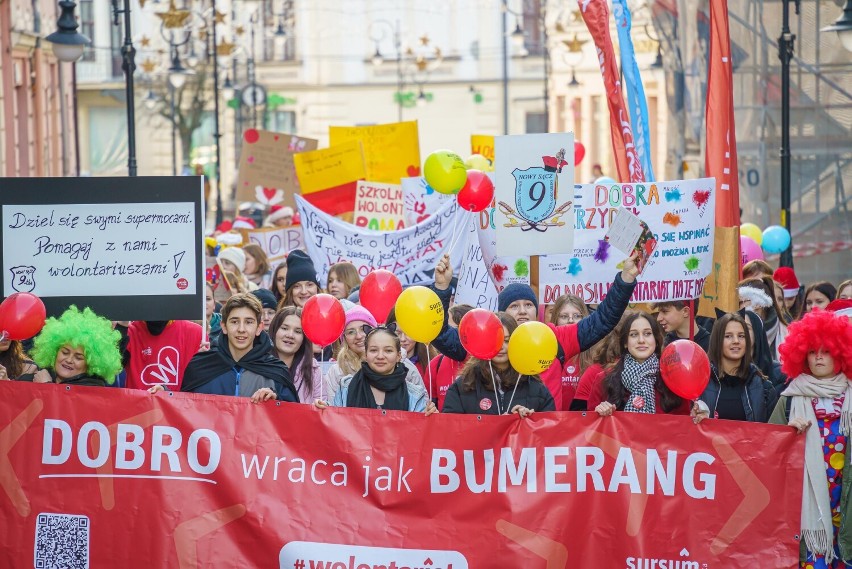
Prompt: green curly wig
<box><xmin>31</xmin><ymin>306</ymin><xmax>122</xmax><ymax>383</ymax></box>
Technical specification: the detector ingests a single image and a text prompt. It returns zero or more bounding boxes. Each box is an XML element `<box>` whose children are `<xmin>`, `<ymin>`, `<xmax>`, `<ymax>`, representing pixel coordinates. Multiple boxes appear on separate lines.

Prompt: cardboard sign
<box><xmin>293</xmin><ymin>140</ymin><xmax>366</xmax><ymax>195</ymax></box>
<box><xmin>698</xmin><ymin>226</ymin><xmax>741</xmax><ymax>318</ymax></box>
<box><xmin>353</xmin><ymin>181</ymin><xmax>405</xmax><ymax>231</ymax></box>
<box><xmin>329</xmin><ymin>121</ymin><xmax>420</xmax><ymax>184</ymax></box>
<box><xmin>0</xmin><ymin>176</ymin><xmax>204</xmax><ymax>320</ymax></box>
<box><xmin>470</xmin><ymin>134</ymin><xmax>495</xmax><ymax>164</ymax></box>
<box><xmin>494</xmin><ymin>133</ymin><xmax>576</xmax><ymax>257</ymax></box>
<box><xmin>239</xmin><ymin>226</ymin><xmax>304</xmax><ymax>264</ymax></box>
<box><xmin>235</xmin><ymin>129</ymin><xmax>318</xmax><ymax>208</ymax></box>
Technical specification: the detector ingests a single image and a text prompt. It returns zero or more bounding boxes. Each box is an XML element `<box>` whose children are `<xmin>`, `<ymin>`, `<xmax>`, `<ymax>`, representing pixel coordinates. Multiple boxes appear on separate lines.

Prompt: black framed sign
<box><xmin>0</xmin><ymin>176</ymin><xmax>204</xmax><ymax>321</ymax></box>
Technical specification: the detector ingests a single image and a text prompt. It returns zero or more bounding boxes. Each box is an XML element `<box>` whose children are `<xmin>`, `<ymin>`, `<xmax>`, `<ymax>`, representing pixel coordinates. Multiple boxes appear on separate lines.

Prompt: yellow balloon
<box><xmin>465</xmin><ymin>153</ymin><xmax>493</xmax><ymax>172</ymax></box>
<box><xmin>424</xmin><ymin>150</ymin><xmax>468</xmax><ymax>195</ymax></box>
<box><xmin>507</xmin><ymin>321</ymin><xmax>558</xmax><ymax>375</ymax></box>
<box><xmin>394</xmin><ymin>286</ymin><xmax>444</xmax><ymax>344</ymax></box>
<box><xmin>740</xmin><ymin>223</ymin><xmax>763</xmax><ymax>246</ymax></box>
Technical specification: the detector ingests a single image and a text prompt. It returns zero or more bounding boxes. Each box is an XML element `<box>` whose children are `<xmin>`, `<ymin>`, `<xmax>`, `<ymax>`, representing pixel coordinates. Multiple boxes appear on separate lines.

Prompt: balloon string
<box><xmin>427</xmin><ymin>342</ymin><xmax>434</xmax><ymax>405</ymax></box>
<box><xmin>488</xmin><ymin>360</ymin><xmax>502</xmax><ymax>416</ymax></box>
<box><xmin>320</xmin><ymin>344</ymin><xmax>325</xmax><ymax>403</ymax></box>
<box><xmin>446</xmin><ymin>210</ymin><xmax>469</xmax><ymax>255</ymax></box>
<box><xmin>504</xmin><ymin>373</ymin><xmax>522</xmax><ymax>415</ymax></box>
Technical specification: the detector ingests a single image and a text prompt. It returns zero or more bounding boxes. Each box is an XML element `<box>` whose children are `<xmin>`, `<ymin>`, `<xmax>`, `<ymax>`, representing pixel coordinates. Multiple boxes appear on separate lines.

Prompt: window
<box><xmin>522</xmin><ymin>0</ymin><xmax>543</xmax><ymax>56</ymax></box>
<box><xmin>110</xmin><ymin>19</ymin><xmax>123</xmax><ymax>77</ymax></box>
<box><xmin>525</xmin><ymin>111</ymin><xmax>546</xmax><ymax>134</ymax></box>
<box><xmin>79</xmin><ymin>0</ymin><xmax>95</xmax><ymax>62</ymax></box>
<box><xmin>265</xmin><ymin>110</ymin><xmax>296</xmax><ymax>133</ymax></box>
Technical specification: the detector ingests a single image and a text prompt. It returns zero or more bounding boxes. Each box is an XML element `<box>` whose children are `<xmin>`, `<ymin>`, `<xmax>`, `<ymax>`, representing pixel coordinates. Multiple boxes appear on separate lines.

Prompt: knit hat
<box><xmin>232</xmin><ymin>216</ymin><xmax>256</xmax><ymax>230</ymax></box>
<box><xmin>345</xmin><ymin>305</ymin><xmax>377</xmax><ymax>328</ymax></box>
<box><xmin>826</xmin><ymin>299</ymin><xmax>852</xmax><ymax>319</ymax></box>
<box><xmin>773</xmin><ymin>267</ymin><xmax>800</xmax><ymax>299</ymax></box>
<box><xmin>217</xmin><ymin>247</ymin><xmax>246</xmax><ymax>273</ymax></box>
<box><xmin>498</xmin><ymin>283</ymin><xmax>539</xmax><ymax>312</ymax></box>
<box><xmin>285</xmin><ymin>249</ymin><xmax>320</xmax><ymax>291</ymax></box>
<box><xmin>251</xmin><ymin>288</ymin><xmax>278</xmax><ymax>311</ymax></box>
<box><xmin>266</xmin><ymin>204</ymin><xmax>294</xmax><ymax>225</ymax></box>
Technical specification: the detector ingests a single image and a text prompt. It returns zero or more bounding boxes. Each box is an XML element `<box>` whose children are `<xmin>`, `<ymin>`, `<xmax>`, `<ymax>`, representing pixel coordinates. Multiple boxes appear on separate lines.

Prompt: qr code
<box><xmin>34</xmin><ymin>513</ymin><xmax>90</xmax><ymax>569</ymax></box>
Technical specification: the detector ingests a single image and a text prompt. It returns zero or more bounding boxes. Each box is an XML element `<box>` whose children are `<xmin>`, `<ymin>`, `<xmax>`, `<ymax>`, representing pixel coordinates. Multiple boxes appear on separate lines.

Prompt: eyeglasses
<box><xmin>344</xmin><ymin>328</ymin><xmax>366</xmax><ymax>338</ymax></box>
<box><xmin>559</xmin><ymin>313</ymin><xmax>583</xmax><ymax>323</ymax></box>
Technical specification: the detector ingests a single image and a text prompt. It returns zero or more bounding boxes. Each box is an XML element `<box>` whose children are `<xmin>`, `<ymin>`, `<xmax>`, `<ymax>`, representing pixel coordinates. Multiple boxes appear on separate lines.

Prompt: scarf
<box><xmin>782</xmin><ymin>373</ymin><xmax>852</xmax><ymax>562</ymax></box>
<box><xmin>346</xmin><ymin>361</ymin><xmax>409</xmax><ymax>411</ymax></box>
<box><xmin>621</xmin><ymin>354</ymin><xmax>659</xmax><ymax>414</ymax></box>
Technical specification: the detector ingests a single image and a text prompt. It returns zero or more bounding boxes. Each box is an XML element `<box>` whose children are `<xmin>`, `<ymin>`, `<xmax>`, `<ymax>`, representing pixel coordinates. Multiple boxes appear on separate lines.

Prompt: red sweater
<box><xmin>125</xmin><ymin>321</ymin><xmax>203</xmax><ymax>391</ymax></box>
<box><xmin>560</xmin><ymin>355</ymin><xmax>583</xmax><ymax>411</ymax></box>
<box><xmin>428</xmin><ymin>354</ymin><xmax>466</xmax><ymax>411</ymax></box>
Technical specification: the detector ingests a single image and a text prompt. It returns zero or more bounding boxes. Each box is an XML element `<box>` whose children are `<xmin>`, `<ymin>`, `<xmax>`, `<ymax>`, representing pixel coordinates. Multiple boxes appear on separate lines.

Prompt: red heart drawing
<box><xmin>274</xmin><ymin>135</ymin><xmax>280</xmax><ymax>141</ymax></box>
<box><xmin>247</xmin><ymin>156</ymin><xmax>255</xmax><ymax>164</ymax></box>
<box><xmin>416</xmin><ymin>214</ymin><xmax>430</xmax><ymax>223</ymax></box>
<box><xmin>140</xmin><ymin>346</ymin><xmax>180</xmax><ymax>386</ymax></box>
<box><xmin>263</xmin><ymin>187</ymin><xmax>277</xmax><ymax>201</ymax></box>
<box><xmin>243</xmin><ymin>181</ymin><xmax>248</xmax><ymax>186</ymax></box>
<box><xmin>407</xmin><ymin>165</ymin><xmax>420</xmax><ymax>177</ymax></box>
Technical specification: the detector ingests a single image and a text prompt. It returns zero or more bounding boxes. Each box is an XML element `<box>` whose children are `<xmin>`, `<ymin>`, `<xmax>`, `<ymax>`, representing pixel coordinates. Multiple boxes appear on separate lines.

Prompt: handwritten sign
<box><xmin>293</xmin><ymin>140</ymin><xmax>366</xmax><ymax>195</ymax></box>
<box><xmin>538</xmin><ymin>178</ymin><xmax>717</xmax><ymax>305</ymax></box>
<box><xmin>239</xmin><ymin>226</ymin><xmax>304</xmax><ymax>263</ymax></box>
<box><xmin>353</xmin><ymin>181</ymin><xmax>405</xmax><ymax>231</ymax></box>
<box><xmin>235</xmin><ymin>129</ymin><xmax>318</xmax><ymax>208</ymax></box>
<box><xmin>494</xmin><ymin>132</ymin><xmax>575</xmax><ymax>257</ymax></box>
<box><xmin>329</xmin><ymin>121</ymin><xmax>420</xmax><ymax>184</ymax></box>
<box><xmin>295</xmin><ymin>195</ymin><xmax>466</xmax><ymax>287</ymax></box>
<box><xmin>470</xmin><ymin>134</ymin><xmax>495</xmax><ymax>163</ymax></box>
<box><xmin>0</xmin><ymin>176</ymin><xmax>203</xmax><ymax>320</ymax></box>
<box><xmin>400</xmin><ymin>177</ymin><xmax>450</xmax><ymax>226</ymax></box>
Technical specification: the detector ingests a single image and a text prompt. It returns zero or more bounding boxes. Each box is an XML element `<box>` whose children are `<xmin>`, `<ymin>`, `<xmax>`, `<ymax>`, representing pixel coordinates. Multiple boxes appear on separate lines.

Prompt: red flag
<box><xmin>705</xmin><ymin>0</ymin><xmax>741</xmax><ymax>227</ymax></box>
<box><xmin>578</xmin><ymin>0</ymin><xmax>645</xmax><ymax>183</ymax></box>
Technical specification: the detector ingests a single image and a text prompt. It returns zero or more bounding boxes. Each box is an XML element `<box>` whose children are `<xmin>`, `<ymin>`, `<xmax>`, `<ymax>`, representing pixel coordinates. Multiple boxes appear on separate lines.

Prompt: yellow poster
<box><xmin>329</xmin><ymin>121</ymin><xmax>420</xmax><ymax>184</ymax></box>
<box><xmin>470</xmin><ymin>134</ymin><xmax>495</xmax><ymax>163</ymax></box>
<box><xmin>293</xmin><ymin>140</ymin><xmax>367</xmax><ymax>194</ymax></box>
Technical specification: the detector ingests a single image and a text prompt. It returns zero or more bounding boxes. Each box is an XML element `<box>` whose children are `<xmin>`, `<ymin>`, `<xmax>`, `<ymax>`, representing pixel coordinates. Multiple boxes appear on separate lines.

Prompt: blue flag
<box><xmin>612</xmin><ymin>0</ymin><xmax>655</xmax><ymax>181</ymax></box>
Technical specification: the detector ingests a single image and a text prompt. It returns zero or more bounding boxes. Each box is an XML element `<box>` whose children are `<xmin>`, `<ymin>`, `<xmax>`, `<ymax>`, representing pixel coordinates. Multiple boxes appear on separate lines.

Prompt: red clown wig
<box><xmin>779</xmin><ymin>310</ymin><xmax>852</xmax><ymax>378</ymax></box>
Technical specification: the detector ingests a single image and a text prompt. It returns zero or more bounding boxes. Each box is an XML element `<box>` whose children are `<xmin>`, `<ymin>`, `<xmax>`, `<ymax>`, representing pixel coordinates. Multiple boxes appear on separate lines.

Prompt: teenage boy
<box><xmin>653</xmin><ymin>300</ymin><xmax>710</xmax><ymax>352</ymax></box>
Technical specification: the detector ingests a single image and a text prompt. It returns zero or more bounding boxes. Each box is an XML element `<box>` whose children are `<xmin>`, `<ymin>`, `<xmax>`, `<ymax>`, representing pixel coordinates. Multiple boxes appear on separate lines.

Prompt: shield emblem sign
<box><xmin>512</xmin><ymin>167</ymin><xmax>557</xmax><ymax>224</ymax></box>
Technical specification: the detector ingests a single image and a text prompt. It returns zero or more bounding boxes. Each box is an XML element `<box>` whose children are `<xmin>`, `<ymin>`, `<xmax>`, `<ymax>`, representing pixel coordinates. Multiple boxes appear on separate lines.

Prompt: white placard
<box><xmin>3</xmin><ymin>202</ymin><xmax>197</xmax><ymax>297</ymax></box>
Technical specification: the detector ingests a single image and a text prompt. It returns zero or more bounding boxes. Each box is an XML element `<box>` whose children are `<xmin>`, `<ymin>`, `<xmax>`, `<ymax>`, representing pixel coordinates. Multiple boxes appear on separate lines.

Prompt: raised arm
<box><xmin>576</xmin><ymin>251</ymin><xmax>639</xmax><ymax>351</ymax></box>
<box><xmin>428</xmin><ymin>254</ymin><xmax>468</xmax><ymax>362</ymax></box>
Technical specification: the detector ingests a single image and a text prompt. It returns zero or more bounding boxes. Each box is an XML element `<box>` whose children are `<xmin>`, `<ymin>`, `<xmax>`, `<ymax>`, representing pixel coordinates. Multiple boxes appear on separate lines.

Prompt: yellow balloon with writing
<box><xmin>740</xmin><ymin>223</ymin><xmax>763</xmax><ymax>246</ymax></box>
<box><xmin>507</xmin><ymin>321</ymin><xmax>558</xmax><ymax>375</ymax></box>
<box><xmin>394</xmin><ymin>286</ymin><xmax>444</xmax><ymax>344</ymax></box>
<box><xmin>424</xmin><ymin>150</ymin><xmax>468</xmax><ymax>195</ymax></box>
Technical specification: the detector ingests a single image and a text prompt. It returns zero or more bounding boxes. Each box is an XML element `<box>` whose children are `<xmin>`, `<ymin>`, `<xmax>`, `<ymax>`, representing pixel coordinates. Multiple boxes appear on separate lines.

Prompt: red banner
<box><xmin>705</xmin><ymin>0</ymin><xmax>741</xmax><ymax>227</ymax></box>
<box><xmin>579</xmin><ymin>0</ymin><xmax>645</xmax><ymax>184</ymax></box>
<box><xmin>1</xmin><ymin>383</ymin><xmax>803</xmax><ymax>568</ymax></box>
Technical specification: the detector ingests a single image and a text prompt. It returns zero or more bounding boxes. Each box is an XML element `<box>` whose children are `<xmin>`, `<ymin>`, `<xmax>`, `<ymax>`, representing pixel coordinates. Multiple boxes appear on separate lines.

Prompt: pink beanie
<box><xmin>345</xmin><ymin>305</ymin><xmax>377</xmax><ymax>329</ymax></box>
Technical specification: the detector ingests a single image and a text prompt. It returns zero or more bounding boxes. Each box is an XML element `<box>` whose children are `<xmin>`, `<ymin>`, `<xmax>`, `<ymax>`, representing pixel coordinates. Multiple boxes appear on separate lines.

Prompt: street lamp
<box><xmin>778</xmin><ymin>0</ymin><xmax>798</xmax><ymax>268</ymax></box>
<box><xmin>46</xmin><ymin>0</ymin><xmax>91</xmax><ymax>62</ymax></box>
<box><xmin>167</xmin><ymin>49</ymin><xmax>193</xmax><ymax>89</ymax></box>
<box><xmin>110</xmin><ymin>0</ymin><xmax>138</xmax><ymax>177</ymax></box>
<box><xmin>822</xmin><ymin>0</ymin><xmax>852</xmax><ymax>53</ymax></box>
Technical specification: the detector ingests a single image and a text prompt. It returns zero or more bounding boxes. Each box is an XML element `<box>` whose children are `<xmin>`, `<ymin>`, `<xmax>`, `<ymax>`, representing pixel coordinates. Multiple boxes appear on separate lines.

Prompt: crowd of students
<box><xmin>2</xmin><ymin>233</ymin><xmax>851</xmax><ymax>566</ymax></box>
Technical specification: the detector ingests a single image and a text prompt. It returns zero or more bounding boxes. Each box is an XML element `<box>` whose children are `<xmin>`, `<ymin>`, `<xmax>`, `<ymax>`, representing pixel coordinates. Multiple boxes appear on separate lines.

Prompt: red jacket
<box><xmin>125</xmin><ymin>321</ymin><xmax>203</xmax><ymax>391</ymax></box>
<box><xmin>427</xmin><ymin>354</ymin><xmax>466</xmax><ymax>411</ymax></box>
<box><xmin>538</xmin><ymin>322</ymin><xmax>582</xmax><ymax>411</ymax></box>
<box><xmin>560</xmin><ymin>355</ymin><xmax>584</xmax><ymax>410</ymax></box>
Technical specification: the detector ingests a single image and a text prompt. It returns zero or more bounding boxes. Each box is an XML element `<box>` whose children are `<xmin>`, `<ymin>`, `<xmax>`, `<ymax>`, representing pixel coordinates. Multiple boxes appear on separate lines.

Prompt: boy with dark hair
<box><xmin>151</xmin><ymin>293</ymin><xmax>298</xmax><ymax>402</ymax></box>
<box><xmin>653</xmin><ymin>299</ymin><xmax>710</xmax><ymax>352</ymax></box>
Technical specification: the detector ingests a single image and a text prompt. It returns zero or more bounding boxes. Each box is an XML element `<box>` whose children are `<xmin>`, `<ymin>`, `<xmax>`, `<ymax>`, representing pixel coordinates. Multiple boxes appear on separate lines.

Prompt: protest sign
<box><xmin>295</xmin><ymin>194</ymin><xmax>466</xmax><ymax>286</ymax></box>
<box><xmin>494</xmin><ymin>133</ymin><xmax>576</xmax><ymax>257</ymax></box>
<box><xmin>539</xmin><ymin>178</ymin><xmax>717</xmax><ymax>305</ymax></box>
<box><xmin>239</xmin><ymin>226</ymin><xmax>304</xmax><ymax>264</ymax></box>
<box><xmin>353</xmin><ymin>181</ymin><xmax>405</xmax><ymax>231</ymax></box>
<box><xmin>329</xmin><ymin>121</ymin><xmax>420</xmax><ymax>184</ymax></box>
<box><xmin>698</xmin><ymin>226</ymin><xmax>741</xmax><ymax>318</ymax></box>
<box><xmin>400</xmin><ymin>176</ymin><xmax>450</xmax><ymax>226</ymax></box>
<box><xmin>293</xmin><ymin>141</ymin><xmax>366</xmax><ymax>216</ymax></box>
<box><xmin>470</xmin><ymin>134</ymin><xmax>495</xmax><ymax>164</ymax></box>
<box><xmin>0</xmin><ymin>176</ymin><xmax>203</xmax><ymax>320</ymax></box>
<box><xmin>0</xmin><ymin>382</ymin><xmax>803</xmax><ymax>568</ymax></box>
<box><xmin>234</xmin><ymin>129</ymin><xmax>318</xmax><ymax>208</ymax></box>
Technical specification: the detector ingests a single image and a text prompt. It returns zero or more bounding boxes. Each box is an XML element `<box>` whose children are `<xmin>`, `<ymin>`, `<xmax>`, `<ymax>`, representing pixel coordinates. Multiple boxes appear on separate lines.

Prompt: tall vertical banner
<box><xmin>494</xmin><ymin>133</ymin><xmax>576</xmax><ymax>257</ymax></box>
<box><xmin>578</xmin><ymin>0</ymin><xmax>645</xmax><ymax>183</ymax></box>
<box><xmin>0</xmin><ymin>383</ymin><xmax>804</xmax><ymax>567</ymax></box>
<box><xmin>612</xmin><ymin>0</ymin><xmax>656</xmax><ymax>182</ymax></box>
<box><xmin>329</xmin><ymin>121</ymin><xmax>421</xmax><ymax>184</ymax></box>
<box><xmin>703</xmin><ymin>0</ymin><xmax>741</xmax><ymax>315</ymax></box>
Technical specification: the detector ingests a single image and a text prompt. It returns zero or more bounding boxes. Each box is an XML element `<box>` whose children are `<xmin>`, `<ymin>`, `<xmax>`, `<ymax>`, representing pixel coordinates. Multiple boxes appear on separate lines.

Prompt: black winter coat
<box><xmin>442</xmin><ymin>372</ymin><xmax>556</xmax><ymax>415</ymax></box>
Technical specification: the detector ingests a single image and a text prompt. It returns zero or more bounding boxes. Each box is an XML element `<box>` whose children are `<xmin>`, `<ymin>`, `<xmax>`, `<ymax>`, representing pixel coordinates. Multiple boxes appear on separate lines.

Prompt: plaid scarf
<box><xmin>621</xmin><ymin>353</ymin><xmax>659</xmax><ymax>414</ymax></box>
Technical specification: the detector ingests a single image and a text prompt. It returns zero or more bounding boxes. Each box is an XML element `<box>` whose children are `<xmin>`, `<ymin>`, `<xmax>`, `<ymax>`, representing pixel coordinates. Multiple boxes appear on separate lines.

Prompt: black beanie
<box><xmin>497</xmin><ymin>283</ymin><xmax>539</xmax><ymax>312</ymax></box>
<box><xmin>250</xmin><ymin>288</ymin><xmax>278</xmax><ymax>311</ymax></box>
<box><xmin>285</xmin><ymin>249</ymin><xmax>320</xmax><ymax>291</ymax></box>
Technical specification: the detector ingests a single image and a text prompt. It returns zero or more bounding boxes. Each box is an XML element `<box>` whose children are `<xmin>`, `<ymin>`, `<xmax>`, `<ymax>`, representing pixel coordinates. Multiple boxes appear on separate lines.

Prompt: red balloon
<box><xmin>359</xmin><ymin>270</ymin><xmax>402</xmax><ymax>324</ymax></box>
<box><xmin>301</xmin><ymin>294</ymin><xmax>345</xmax><ymax>347</ymax></box>
<box><xmin>660</xmin><ymin>340</ymin><xmax>711</xmax><ymax>400</ymax></box>
<box><xmin>574</xmin><ymin>141</ymin><xmax>586</xmax><ymax>166</ymax></box>
<box><xmin>0</xmin><ymin>293</ymin><xmax>47</xmax><ymax>341</ymax></box>
<box><xmin>459</xmin><ymin>309</ymin><xmax>504</xmax><ymax>360</ymax></box>
<box><xmin>456</xmin><ymin>170</ymin><xmax>495</xmax><ymax>213</ymax></box>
